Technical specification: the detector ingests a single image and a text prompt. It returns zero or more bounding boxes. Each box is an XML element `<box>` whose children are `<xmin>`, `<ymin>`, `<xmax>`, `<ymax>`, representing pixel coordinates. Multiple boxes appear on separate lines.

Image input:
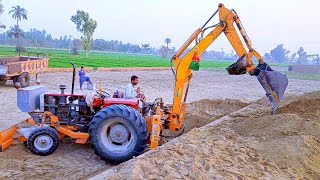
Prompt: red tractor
<box><xmin>1</xmin><ymin>63</ymin><xmax>151</xmax><ymax>163</ymax></box>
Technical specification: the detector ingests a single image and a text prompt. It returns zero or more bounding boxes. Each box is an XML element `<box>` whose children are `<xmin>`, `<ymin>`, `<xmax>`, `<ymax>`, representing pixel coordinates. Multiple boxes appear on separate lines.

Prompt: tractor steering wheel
<box><xmin>96</xmin><ymin>90</ymin><xmax>110</xmax><ymax>99</ymax></box>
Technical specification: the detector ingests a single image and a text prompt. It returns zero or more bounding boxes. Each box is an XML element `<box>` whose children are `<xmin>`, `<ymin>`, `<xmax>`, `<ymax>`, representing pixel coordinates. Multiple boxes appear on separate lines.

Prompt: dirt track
<box><xmin>0</xmin><ymin>69</ymin><xmax>319</xmax><ymax>179</ymax></box>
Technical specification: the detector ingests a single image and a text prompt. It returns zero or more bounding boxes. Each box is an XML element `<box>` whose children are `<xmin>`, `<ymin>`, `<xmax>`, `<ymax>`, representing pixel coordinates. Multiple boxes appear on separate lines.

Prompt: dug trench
<box><xmin>91</xmin><ymin>91</ymin><xmax>320</xmax><ymax>179</ymax></box>
<box><xmin>0</xmin><ymin>98</ymin><xmax>249</xmax><ymax>179</ymax></box>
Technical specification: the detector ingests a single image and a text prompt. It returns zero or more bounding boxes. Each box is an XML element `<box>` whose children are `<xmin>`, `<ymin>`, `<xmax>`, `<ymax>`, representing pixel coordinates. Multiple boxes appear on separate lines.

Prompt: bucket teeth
<box><xmin>257</xmin><ymin>70</ymin><xmax>288</xmax><ymax>114</ymax></box>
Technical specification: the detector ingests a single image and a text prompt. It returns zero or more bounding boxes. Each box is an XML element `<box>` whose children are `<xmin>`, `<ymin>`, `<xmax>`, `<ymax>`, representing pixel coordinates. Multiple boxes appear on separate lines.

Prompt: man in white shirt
<box><xmin>124</xmin><ymin>75</ymin><xmax>145</xmax><ymax>108</ymax></box>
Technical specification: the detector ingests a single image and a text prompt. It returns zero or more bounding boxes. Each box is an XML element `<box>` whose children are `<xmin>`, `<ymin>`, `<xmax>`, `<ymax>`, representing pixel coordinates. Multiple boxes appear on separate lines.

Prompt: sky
<box><xmin>1</xmin><ymin>0</ymin><xmax>320</xmax><ymax>55</ymax></box>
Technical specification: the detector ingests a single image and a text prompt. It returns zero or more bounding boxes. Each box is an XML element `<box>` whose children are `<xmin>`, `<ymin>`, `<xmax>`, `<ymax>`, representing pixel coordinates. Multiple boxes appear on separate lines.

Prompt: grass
<box><xmin>285</xmin><ymin>72</ymin><xmax>320</xmax><ymax>81</ymax></box>
<box><xmin>0</xmin><ymin>46</ymin><xmax>287</xmax><ymax>70</ymax></box>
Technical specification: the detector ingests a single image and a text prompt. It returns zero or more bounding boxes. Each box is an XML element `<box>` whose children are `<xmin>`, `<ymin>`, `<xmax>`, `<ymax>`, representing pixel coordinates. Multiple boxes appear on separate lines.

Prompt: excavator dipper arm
<box><xmin>168</xmin><ymin>3</ymin><xmax>288</xmax><ymax>131</ymax></box>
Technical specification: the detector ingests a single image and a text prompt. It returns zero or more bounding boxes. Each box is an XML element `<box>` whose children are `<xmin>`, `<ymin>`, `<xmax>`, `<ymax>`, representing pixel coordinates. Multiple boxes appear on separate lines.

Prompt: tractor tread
<box><xmin>89</xmin><ymin>105</ymin><xmax>148</xmax><ymax>164</ymax></box>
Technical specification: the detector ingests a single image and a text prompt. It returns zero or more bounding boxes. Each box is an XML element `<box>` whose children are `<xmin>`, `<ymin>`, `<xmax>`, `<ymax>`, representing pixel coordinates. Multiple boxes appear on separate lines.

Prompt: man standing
<box><xmin>124</xmin><ymin>75</ymin><xmax>145</xmax><ymax>108</ymax></box>
<box><xmin>79</xmin><ymin>66</ymin><xmax>92</xmax><ymax>90</ymax></box>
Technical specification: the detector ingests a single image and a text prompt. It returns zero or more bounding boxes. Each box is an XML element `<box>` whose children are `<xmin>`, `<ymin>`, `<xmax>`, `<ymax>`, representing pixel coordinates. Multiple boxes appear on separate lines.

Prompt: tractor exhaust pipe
<box><xmin>70</xmin><ymin>62</ymin><xmax>75</xmax><ymax>96</ymax></box>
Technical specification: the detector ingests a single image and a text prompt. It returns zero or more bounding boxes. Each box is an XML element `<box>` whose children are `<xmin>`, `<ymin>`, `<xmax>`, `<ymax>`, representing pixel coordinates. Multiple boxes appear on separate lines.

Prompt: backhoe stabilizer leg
<box><xmin>257</xmin><ymin>70</ymin><xmax>288</xmax><ymax>114</ymax></box>
<box><xmin>0</xmin><ymin>126</ymin><xmax>17</xmax><ymax>151</ymax></box>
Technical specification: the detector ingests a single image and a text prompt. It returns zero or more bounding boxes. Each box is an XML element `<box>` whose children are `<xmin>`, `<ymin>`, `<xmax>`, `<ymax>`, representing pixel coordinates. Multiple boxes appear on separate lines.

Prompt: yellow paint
<box><xmin>169</xmin><ymin>3</ymin><xmax>272</xmax><ymax>130</ymax></box>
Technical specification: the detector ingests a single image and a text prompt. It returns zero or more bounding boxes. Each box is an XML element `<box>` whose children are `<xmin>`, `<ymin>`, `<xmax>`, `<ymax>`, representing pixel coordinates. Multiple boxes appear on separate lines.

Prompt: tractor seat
<box><xmin>113</xmin><ymin>90</ymin><xmax>124</xmax><ymax>98</ymax></box>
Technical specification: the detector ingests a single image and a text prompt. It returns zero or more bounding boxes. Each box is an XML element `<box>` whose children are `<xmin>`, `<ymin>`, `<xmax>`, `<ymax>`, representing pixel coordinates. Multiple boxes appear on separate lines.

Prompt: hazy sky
<box><xmin>1</xmin><ymin>0</ymin><xmax>320</xmax><ymax>54</ymax></box>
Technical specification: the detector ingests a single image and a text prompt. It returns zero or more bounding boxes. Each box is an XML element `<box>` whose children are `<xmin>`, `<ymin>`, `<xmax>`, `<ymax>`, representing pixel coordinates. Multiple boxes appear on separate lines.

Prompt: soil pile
<box><xmin>92</xmin><ymin>91</ymin><xmax>320</xmax><ymax>179</ymax></box>
<box><xmin>183</xmin><ymin>99</ymin><xmax>248</xmax><ymax>132</ymax></box>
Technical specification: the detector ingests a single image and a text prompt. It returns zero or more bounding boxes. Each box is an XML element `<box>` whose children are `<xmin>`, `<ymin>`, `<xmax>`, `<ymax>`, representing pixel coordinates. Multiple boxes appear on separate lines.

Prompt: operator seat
<box><xmin>113</xmin><ymin>90</ymin><xmax>124</xmax><ymax>98</ymax></box>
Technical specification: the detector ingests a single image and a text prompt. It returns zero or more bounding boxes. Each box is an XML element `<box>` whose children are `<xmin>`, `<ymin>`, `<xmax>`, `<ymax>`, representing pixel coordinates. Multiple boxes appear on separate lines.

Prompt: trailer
<box><xmin>0</xmin><ymin>55</ymin><xmax>49</xmax><ymax>88</ymax></box>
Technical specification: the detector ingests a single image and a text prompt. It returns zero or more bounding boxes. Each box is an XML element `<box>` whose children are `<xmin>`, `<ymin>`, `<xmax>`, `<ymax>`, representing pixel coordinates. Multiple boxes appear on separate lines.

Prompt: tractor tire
<box><xmin>89</xmin><ymin>105</ymin><xmax>148</xmax><ymax>164</ymax></box>
<box><xmin>0</xmin><ymin>79</ymin><xmax>6</xmax><ymax>86</ymax></box>
<box><xmin>27</xmin><ymin>127</ymin><xmax>59</xmax><ymax>156</ymax></box>
<box><xmin>15</xmin><ymin>73</ymin><xmax>30</xmax><ymax>88</ymax></box>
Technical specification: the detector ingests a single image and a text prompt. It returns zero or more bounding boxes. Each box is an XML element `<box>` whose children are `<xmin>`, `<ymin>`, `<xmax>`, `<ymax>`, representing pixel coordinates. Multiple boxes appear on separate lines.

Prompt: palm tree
<box><xmin>9</xmin><ymin>5</ymin><xmax>27</xmax><ymax>50</ymax></box>
<box><xmin>0</xmin><ymin>0</ymin><xmax>4</xmax><ymax>16</ymax></box>
<box><xmin>164</xmin><ymin>38</ymin><xmax>171</xmax><ymax>48</ymax></box>
<box><xmin>7</xmin><ymin>25</ymin><xmax>24</xmax><ymax>39</ymax></box>
<box><xmin>9</xmin><ymin>5</ymin><xmax>28</xmax><ymax>27</ymax></box>
<box><xmin>7</xmin><ymin>25</ymin><xmax>24</xmax><ymax>51</ymax></box>
<box><xmin>0</xmin><ymin>0</ymin><xmax>5</xmax><ymax>30</ymax></box>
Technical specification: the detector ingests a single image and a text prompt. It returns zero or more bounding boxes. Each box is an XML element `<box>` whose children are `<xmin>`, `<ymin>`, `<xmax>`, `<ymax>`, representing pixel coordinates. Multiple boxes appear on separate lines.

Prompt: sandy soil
<box><xmin>92</xmin><ymin>91</ymin><xmax>320</xmax><ymax>179</ymax></box>
<box><xmin>0</xmin><ymin>69</ymin><xmax>319</xmax><ymax>179</ymax></box>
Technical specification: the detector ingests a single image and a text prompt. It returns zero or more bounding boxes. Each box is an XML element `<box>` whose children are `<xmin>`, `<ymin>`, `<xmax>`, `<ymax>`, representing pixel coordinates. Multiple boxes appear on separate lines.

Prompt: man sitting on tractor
<box><xmin>124</xmin><ymin>75</ymin><xmax>145</xmax><ymax>108</ymax></box>
<box><xmin>79</xmin><ymin>66</ymin><xmax>92</xmax><ymax>90</ymax></box>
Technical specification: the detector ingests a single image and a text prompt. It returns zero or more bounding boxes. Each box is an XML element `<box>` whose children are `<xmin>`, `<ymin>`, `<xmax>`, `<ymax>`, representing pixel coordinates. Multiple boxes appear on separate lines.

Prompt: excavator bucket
<box><xmin>257</xmin><ymin>70</ymin><xmax>288</xmax><ymax>114</ymax></box>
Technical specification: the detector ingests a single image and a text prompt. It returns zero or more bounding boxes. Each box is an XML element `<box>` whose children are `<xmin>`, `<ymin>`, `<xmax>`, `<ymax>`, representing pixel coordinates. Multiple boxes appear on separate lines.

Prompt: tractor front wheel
<box><xmin>89</xmin><ymin>105</ymin><xmax>148</xmax><ymax>164</ymax></box>
<box><xmin>27</xmin><ymin>127</ymin><xmax>59</xmax><ymax>156</ymax></box>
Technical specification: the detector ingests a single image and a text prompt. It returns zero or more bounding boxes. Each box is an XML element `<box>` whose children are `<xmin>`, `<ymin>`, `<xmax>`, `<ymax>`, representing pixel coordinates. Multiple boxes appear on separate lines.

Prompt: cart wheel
<box><xmin>0</xmin><ymin>79</ymin><xmax>6</xmax><ymax>86</ymax></box>
<box><xmin>16</xmin><ymin>73</ymin><xmax>30</xmax><ymax>88</ymax></box>
<box><xmin>27</xmin><ymin>127</ymin><xmax>59</xmax><ymax>156</ymax></box>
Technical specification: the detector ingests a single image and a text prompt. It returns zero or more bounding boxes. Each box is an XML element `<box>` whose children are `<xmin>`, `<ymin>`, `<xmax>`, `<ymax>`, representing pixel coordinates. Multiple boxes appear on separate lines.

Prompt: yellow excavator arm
<box><xmin>168</xmin><ymin>3</ymin><xmax>288</xmax><ymax>131</ymax></box>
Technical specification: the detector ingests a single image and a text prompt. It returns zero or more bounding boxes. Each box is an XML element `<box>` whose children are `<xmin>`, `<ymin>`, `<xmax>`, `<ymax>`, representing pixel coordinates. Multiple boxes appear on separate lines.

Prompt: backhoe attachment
<box><xmin>257</xmin><ymin>70</ymin><xmax>288</xmax><ymax>114</ymax></box>
<box><xmin>227</xmin><ymin>61</ymin><xmax>288</xmax><ymax>114</ymax></box>
<box><xmin>253</xmin><ymin>63</ymin><xmax>288</xmax><ymax>114</ymax></box>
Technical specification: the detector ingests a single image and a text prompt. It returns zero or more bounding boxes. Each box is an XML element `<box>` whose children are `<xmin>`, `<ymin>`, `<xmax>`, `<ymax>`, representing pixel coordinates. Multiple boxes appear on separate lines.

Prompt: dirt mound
<box><xmin>232</xmin><ymin>91</ymin><xmax>320</xmax><ymax>179</ymax></box>
<box><xmin>183</xmin><ymin>99</ymin><xmax>248</xmax><ymax>132</ymax></box>
<box><xmin>92</xmin><ymin>92</ymin><xmax>320</xmax><ymax>179</ymax></box>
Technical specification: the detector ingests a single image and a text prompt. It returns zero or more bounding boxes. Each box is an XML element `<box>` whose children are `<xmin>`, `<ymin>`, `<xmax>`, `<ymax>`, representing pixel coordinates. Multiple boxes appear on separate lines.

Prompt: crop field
<box><xmin>0</xmin><ymin>46</ymin><xmax>287</xmax><ymax>70</ymax></box>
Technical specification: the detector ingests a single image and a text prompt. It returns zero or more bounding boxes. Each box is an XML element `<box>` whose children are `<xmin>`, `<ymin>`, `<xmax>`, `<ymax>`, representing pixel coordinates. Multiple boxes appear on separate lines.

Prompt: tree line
<box><xmin>263</xmin><ymin>44</ymin><xmax>320</xmax><ymax>65</ymax></box>
<box><xmin>0</xmin><ymin>2</ymin><xmax>319</xmax><ymax>64</ymax></box>
<box><xmin>0</xmin><ymin>3</ymin><xmax>176</xmax><ymax>58</ymax></box>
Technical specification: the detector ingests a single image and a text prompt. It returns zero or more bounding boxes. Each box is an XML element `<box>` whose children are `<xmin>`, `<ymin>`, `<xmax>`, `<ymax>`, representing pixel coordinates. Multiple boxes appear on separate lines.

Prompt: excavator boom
<box><xmin>169</xmin><ymin>3</ymin><xmax>288</xmax><ymax>130</ymax></box>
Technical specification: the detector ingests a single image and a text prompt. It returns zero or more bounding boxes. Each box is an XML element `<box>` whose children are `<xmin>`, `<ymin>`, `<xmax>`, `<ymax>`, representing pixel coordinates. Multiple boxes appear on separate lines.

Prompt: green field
<box><xmin>0</xmin><ymin>46</ymin><xmax>286</xmax><ymax>70</ymax></box>
<box><xmin>285</xmin><ymin>72</ymin><xmax>320</xmax><ymax>81</ymax></box>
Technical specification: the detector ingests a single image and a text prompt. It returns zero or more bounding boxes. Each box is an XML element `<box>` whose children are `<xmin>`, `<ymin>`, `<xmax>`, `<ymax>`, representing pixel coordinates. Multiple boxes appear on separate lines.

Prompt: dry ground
<box><xmin>0</xmin><ymin>69</ymin><xmax>319</xmax><ymax>179</ymax></box>
<box><xmin>92</xmin><ymin>92</ymin><xmax>320</xmax><ymax>179</ymax></box>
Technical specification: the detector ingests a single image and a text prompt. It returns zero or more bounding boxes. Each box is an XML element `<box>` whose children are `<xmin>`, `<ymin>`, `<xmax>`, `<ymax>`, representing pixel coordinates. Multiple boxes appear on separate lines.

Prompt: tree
<box><xmin>164</xmin><ymin>38</ymin><xmax>171</xmax><ymax>48</ymax></box>
<box><xmin>290</xmin><ymin>52</ymin><xmax>297</xmax><ymax>63</ymax></box>
<box><xmin>68</xmin><ymin>35</ymin><xmax>73</xmax><ymax>53</ymax></box>
<box><xmin>9</xmin><ymin>5</ymin><xmax>27</xmax><ymax>27</ymax></box>
<box><xmin>0</xmin><ymin>0</ymin><xmax>5</xmax><ymax>30</ymax></box>
<box><xmin>263</xmin><ymin>53</ymin><xmax>272</xmax><ymax>61</ymax></box>
<box><xmin>0</xmin><ymin>0</ymin><xmax>3</xmax><ymax>15</ymax></box>
<box><xmin>141</xmin><ymin>43</ymin><xmax>150</xmax><ymax>51</ymax></box>
<box><xmin>297</xmin><ymin>47</ymin><xmax>308</xmax><ymax>64</ymax></box>
<box><xmin>9</xmin><ymin>5</ymin><xmax>27</xmax><ymax>50</ymax></box>
<box><xmin>7</xmin><ymin>25</ymin><xmax>24</xmax><ymax>51</ymax></box>
<box><xmin>92</xmin><ymin>39</ymin><xmax>108</xmax><ymax>51</ymax></box>
<box><xmin>308</xmin><ymin>54</ymin><xmax>320</xmax><ymax>65</ymax></box>
<box><xmin>270</xmin><ymin>44</ymin><xmax>290</xmax><ymax>63</ymax></box>
<box><xmin>71</xmin><ymin>39</ymin><xmax>82</xmax><ymax>55</ymax></box>
<box><xmin>71</xmin><ymin>10</ymin><xmax>97</xmax><ymax>58</ymax></box>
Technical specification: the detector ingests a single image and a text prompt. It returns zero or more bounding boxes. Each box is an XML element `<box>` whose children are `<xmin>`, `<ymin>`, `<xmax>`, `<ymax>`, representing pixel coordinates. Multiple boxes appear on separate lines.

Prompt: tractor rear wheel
<box><xmin>27</xmin><ymin>127</ymin><xmax>59</xmax><ymax>156</ymax></box>
<box><xmin>14</xmin><ymin>73</ymin><xmax>30</xmax><ymax>88</ymax></box>
<box><xmin>89</xmin><ymin>105</ymin><xmax>148</xmax><ymax>164</ymax></box>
